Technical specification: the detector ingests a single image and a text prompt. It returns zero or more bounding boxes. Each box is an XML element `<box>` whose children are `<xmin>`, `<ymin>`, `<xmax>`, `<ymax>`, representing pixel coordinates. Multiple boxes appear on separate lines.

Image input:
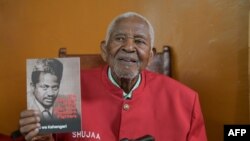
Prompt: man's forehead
<box><xmin>38</xmin><ymin>72</ymin><xmax>59</xmax><ymax>81</ymax></box>
<box><xmin>112</xmin><ymin>17</ymin><xmax>150</xmax><ymax>36</ymax></box>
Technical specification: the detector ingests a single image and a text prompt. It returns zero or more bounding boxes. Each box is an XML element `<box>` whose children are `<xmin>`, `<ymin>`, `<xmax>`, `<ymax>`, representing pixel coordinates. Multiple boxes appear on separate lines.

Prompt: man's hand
<box><xmin>19</xmin><ymin>110</ymin><xmax>54</xmax><ymax>141</ymax></box>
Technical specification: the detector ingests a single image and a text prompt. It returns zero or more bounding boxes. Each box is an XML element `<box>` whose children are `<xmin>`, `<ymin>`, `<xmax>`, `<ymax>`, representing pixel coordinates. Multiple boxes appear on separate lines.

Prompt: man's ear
<box><xmin>148</xmin><ymin>47</ymin><xmax>155</xmax><ymax>64</ymax></box>
<box><xmin>30</xmin><ymin>82</ymin><xmax>35</xmax><ymax>92</ymax></box>
<box><xmin>100</xmin><ymin>40</ymin><xmax>108</xmax><ymax>62</ymax></box>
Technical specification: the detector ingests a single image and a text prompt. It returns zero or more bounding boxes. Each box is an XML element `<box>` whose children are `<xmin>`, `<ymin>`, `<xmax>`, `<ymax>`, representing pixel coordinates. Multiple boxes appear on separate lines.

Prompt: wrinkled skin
<box><xmin>101</xmin><ymin>16</ymin><xmax>153</xmax><ymax>93</ymax></box>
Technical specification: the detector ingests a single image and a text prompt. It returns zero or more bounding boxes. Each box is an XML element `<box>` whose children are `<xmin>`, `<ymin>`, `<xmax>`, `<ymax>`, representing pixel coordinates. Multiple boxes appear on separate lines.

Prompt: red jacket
<box><xmin>54</xmin><ymin>66</ymin><xmax>207</xmax><ymax>141</ymax></box>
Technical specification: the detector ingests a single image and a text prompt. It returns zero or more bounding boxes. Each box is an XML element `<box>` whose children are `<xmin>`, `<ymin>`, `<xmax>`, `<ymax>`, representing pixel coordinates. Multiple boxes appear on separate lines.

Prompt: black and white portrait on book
<box><xmin>26</xmin><ymin>57</ymin><xmax>81</xmax><ymax>134</ymax></box>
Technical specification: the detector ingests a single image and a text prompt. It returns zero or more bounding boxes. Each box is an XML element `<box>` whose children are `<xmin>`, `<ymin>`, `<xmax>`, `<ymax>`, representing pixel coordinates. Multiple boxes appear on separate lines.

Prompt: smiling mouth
<box><xmin>118</xmin><ymin>57</ymin><xmax>137</xmax><ymax>63</ymax></box>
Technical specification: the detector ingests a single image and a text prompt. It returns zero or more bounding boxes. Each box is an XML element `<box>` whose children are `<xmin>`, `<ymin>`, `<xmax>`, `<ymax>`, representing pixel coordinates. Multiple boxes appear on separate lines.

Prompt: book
<box><xmin>26</xmin><ymin>57</ymin><xmax>81</xmax><ymax>134</ymax></box>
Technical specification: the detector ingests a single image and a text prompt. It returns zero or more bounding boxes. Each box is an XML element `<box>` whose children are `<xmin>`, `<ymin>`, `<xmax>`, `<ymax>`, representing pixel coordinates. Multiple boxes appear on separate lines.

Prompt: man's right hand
<box><xmin>19</xmin><ymin>110</ymin><xmax>53</xmax><ymax>141</ymax></box>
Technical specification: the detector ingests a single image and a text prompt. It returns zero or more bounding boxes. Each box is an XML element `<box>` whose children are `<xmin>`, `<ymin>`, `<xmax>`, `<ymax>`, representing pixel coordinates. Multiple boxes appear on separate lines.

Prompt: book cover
<box><xmin>26</xmin><ymin>57</ymin><xmax>81</xmax><ymax>134</ymax></box>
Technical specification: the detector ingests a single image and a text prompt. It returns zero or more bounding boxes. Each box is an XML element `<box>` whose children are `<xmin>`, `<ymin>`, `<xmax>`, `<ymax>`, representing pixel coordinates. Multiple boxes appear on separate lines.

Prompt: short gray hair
<box><xmin>105</xmin><ymin>12</ymin><xmax>155</xmax><ymax>48</ymax></box>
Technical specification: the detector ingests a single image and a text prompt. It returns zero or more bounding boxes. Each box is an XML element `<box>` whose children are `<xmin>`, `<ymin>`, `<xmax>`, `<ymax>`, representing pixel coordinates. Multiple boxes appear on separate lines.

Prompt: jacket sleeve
<box><xmin>187</xmin><ymin>94</ymin><xmax>207</xmax><ymax>141</ymax></box>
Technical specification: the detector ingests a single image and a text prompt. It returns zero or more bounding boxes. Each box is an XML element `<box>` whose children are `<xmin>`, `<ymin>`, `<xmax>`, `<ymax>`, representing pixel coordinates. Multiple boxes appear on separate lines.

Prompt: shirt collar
<box><xmin>108</xmin><ymin>67</ymin><xmax>141</xmax><ymax>99</ymax></box>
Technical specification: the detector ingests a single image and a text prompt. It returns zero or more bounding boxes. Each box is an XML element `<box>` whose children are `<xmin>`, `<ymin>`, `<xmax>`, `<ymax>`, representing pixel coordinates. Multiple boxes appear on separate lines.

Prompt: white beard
<box><xmin>112</xmin><ymin>59</ymin><xmax>140</xmax><ymax>79</ymax></box>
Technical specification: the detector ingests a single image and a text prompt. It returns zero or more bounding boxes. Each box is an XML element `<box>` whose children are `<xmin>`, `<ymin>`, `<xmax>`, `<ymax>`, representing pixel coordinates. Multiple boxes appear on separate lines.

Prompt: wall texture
<box><xmin>0</xmin><ymin>0</ymin><xmax>249</xmax><ymax>141</ymax></box>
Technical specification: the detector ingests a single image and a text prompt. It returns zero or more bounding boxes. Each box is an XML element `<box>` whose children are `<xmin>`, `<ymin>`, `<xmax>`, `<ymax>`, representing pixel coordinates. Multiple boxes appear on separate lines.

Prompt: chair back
<box><xmin>59</xmin><ymin>45</ymin><xmax>171</xmax><ymax>76</ymax></box>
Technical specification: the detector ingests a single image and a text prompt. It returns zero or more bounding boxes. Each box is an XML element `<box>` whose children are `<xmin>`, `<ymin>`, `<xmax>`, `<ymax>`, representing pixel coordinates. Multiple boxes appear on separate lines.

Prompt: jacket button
<box><xmin>123</xmin><ymin>104</ymin><xmax>130</xmax><ymax>111</ymax></box>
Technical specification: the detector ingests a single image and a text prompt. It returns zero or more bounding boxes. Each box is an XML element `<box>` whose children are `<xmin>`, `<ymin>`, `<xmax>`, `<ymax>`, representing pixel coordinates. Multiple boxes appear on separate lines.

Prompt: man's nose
<box><xmin>46</xmin><ymin>87</ymin><xmax>56</xmax><ymax>95</ymax></box>
<box><xmin>122</xmin><ymin>37</ymin><xmax>136</xmax><ymax>52</ymax></box>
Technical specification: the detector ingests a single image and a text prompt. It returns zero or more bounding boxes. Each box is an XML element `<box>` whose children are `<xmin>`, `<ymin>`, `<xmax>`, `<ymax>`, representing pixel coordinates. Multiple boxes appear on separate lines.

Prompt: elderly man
<box><xmin>19</xmin><ymin>12</ymin><xmax>207</xmax><ymax>141</ymax></box>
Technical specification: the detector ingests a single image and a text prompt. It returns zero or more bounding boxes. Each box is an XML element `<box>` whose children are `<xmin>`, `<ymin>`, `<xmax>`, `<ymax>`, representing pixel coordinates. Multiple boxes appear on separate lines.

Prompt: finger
<box><xmin>20</xmin><ymin>110</ymin><xmax>40</xmax><ymax>118</ymax></box>
<box><xmin>19</xmin><ymin>115</ymin><xmax>40</xmax><ymax>127</ymax></box>
<box><xmin>24</xmin><ymin>128</ymin><xmax>39</xmax><ymax>141</ymax></box>
<box><xmin>31</xmin><ymin>134</ymin><xmax>53</xmax><ymax>141</ymax></box>
<box><xmin>20</xmin><ymin>122</ymin><xmax>40</xmax><ymax>135</ymax></box>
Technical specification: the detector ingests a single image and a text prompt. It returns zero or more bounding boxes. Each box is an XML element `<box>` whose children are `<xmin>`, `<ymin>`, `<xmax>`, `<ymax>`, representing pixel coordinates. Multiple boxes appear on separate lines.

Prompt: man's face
<box><xmin>33</xmin><ymin>72</ymin><xmax>60</xmax><ymax>109</ymax></box>
<box><xmin>102</xmin><ymin>17</ymin><xmax>153</xmax><ymax>79</ymax></box>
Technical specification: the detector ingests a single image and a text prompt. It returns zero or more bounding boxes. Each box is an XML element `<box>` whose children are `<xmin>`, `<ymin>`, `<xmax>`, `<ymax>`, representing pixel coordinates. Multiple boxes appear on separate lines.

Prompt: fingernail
<box><xmin>37</xmin><ymin>123</ymin><xmax>41</xmax><ymax>127</ymax></box>
<box><xmin>36</xmin><ymin>116</ymin><xmax>41</xmax><ymax>122</ymax></box>
<box><xmin>34</xmin><ymin>110</ymin><xmax>39</xmax><ymax>115</ymax></box>
<box><xmin>34</xmin><ymin>110</ymin><xmax>38</xmax><ymax>113</ymax></box>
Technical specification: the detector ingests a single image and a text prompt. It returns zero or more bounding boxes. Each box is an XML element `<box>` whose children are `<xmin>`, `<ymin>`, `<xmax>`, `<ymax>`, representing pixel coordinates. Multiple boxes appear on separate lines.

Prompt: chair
<box><xmin>59</xmin><ymin>45</ymin><xmax>172</xmax><ymax>76</ymax></box>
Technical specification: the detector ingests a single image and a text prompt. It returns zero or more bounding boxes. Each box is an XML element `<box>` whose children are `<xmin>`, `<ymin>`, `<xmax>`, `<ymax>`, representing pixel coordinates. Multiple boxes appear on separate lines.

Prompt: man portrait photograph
<box><xmin>26</xmin><ymin>58</ymin><xmax>81</xmax><ymax>134</ymax></box>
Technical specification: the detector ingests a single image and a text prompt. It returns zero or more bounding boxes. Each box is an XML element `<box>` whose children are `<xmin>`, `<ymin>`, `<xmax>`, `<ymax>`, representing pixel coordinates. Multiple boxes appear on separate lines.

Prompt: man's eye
<box><xmin>39</xmin><ymin>85</ymin><xmax>48</xmax><ymax>90</ymax></box>
<box><xmin>134</xmin><ymin>38</ymin><xmax>146</xmax><ymax>45</ymax></box>
<box><xmin>52</xmin><ymin>86</ymin><xmax>59</xmax><ymax>91</ymax></box>
<box><xmin>115</xmin><ymin>36</ymin><xmax>125</xmax><ymax>42</ymax></box>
